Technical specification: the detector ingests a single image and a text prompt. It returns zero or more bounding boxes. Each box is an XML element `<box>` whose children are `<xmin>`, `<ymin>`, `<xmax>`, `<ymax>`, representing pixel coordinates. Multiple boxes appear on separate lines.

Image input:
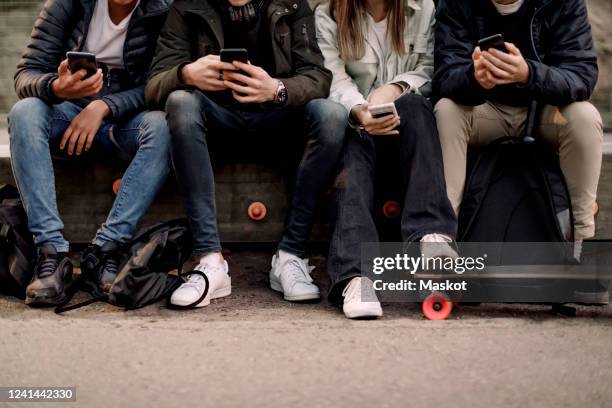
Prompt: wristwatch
<box><xmin>274</xmin><ymin>80</ymin><xmax>288</xmax><ymax>105</ymax></box>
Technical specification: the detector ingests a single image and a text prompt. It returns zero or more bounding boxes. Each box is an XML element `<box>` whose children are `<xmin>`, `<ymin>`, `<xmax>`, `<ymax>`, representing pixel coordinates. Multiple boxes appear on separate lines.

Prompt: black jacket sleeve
<box><xmin>281</xmin><ymin>0</ymin><xmax>332</xmax><ymax>106</ymax></box>
<box><xmin>102</xmin><ymin>86</ymin><xmax>145</xmax><ymax>122</ymax></box>
<box><xmin>524</xmin><ymin>0</ymin><xmax>598</xmax><ymax>105</ymax></box>
<box><xmin>432</xmin><ymin>0</ymin><xmax>486</xmax><ymax>106</ymax></box>
<box><xmin>14</xmin><ymin>0</ymin><xmax>74</xmax><ymax>103</ymax></box>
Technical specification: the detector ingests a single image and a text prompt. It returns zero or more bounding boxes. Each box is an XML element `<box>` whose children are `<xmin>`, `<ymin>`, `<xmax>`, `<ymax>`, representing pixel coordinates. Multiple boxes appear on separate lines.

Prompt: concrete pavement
<box><xmin>1</xmin><ymin>250</ymin><xmax>611</xmax><ymax>408</ymax></box>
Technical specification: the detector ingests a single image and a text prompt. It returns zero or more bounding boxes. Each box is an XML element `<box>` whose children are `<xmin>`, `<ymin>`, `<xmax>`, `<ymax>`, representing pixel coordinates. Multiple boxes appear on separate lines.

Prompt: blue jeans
<box><xmin>165</xmin><ymin>90</ymin><xmax>347</xmax><ymax>257</ymax></box>
<box><xmin>8</xmin><ymin>97</ymin><xmax>171</xmax><ymax>252</ymax></box>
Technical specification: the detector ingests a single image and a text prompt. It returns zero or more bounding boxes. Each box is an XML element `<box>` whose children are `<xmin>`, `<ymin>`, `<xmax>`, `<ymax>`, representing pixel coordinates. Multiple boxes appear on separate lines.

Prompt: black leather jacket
<box><xmin>433</xmin><ymin>0</ymin><xmax>599</xmax><ymax>107</ymax></box>
<box><xmin>14</xmin><ymin>0</ymin><xmax>171</xmax><ymax>121</ymax></box>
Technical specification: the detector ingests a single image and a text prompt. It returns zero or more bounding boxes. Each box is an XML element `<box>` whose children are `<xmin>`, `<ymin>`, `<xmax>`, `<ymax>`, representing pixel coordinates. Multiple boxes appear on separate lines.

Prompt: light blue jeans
<box><xmin>8</xmin><ymin>97</ymin><xmax>171</xmax><ymax>252</ymax></box>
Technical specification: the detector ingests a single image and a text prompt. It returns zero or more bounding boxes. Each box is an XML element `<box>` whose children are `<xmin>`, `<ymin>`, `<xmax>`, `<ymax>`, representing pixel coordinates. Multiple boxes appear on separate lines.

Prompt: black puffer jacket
<box><xmin>14</xmin><ymin>0</ymin><xmax>171</xmax><ymax>121</ymax></box>
<box><xmin>433</xmin><ymin>0</ymin><xmax>599</xmax><ymax>107</ymax></box>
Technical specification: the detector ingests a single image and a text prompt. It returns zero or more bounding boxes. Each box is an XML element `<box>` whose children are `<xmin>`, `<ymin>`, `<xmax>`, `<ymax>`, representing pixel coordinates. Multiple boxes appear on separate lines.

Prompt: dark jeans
<box><xmin>327</xmin><ymin>93</ymin><xmax>457</xmax><ymax>302</ymax></box>
<box><xmin>165</xmin><ymin>89</ymin><xmax>347</xmax><ymax>257</ymax></box>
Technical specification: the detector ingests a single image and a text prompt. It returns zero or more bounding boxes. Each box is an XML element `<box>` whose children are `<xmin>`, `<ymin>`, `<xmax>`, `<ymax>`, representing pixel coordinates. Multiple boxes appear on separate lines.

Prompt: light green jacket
<box><xmin>314</xmin><ymin>0</ymin><xmax>435</xmax><ymax>112</ymax></box>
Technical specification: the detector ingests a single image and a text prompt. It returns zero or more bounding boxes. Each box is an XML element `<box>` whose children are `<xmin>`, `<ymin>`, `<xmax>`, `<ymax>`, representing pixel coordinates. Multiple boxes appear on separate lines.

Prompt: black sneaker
<box><xmin>80</xmin><ymin>241</ymin><xmax>122</xmax><ymax>295</ymax></box>
<box><xmin>25</xmin><ymin>245</ymin><xmax>74</xmax><ymax>307</ymax></box>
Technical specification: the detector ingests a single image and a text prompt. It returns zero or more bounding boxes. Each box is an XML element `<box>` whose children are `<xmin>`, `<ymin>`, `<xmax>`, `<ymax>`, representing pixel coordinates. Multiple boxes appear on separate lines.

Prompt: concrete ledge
<box><xmin>1</xmin><ymin>127</ymin><xmax>611</xmax><ymax>242</ymax></box>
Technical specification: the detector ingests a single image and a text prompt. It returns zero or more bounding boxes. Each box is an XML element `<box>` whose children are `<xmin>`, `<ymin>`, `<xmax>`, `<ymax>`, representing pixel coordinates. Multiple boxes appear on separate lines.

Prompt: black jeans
<box><xmin>327</xmin><ymin>93</ymin><xmax>457</xmax><ymax>302</ymax></box>
<box><xmin>165</xmin><ymin>89</ymin><xmax>347</xmax><ymax>257</ymax></box>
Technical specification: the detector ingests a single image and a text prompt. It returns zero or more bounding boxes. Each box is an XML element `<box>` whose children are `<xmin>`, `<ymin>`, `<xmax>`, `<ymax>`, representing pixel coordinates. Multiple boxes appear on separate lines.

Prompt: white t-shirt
<box><xmin>83</xmin><ymin>0</ymin><xmax>140</xmax><ymax>69</ymax></box>
<box><xmin>367</xmin><ymin>14</ymin><xmax>389</xmax><ymax>62</ymax></box>
<box><xmin>491</xmin><ymin>0</ymin><xmax>525</xmax><ymax>15</ymax></box>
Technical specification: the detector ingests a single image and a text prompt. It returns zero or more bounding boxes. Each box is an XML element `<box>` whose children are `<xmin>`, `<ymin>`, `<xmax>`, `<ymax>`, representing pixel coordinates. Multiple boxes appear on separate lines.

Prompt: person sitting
<box><xmin>9</xmin><ymin>0</ymin><xmax>172</xmax><ymax>306</ymax></box>
<box><xmin>145</xmin><ymin>0</ymin><xmax>347</xmax><ymax>308</ymax></box>
<box><xmin>315</xmin><ymin>0</ymin><xmax>458</xmax><ymax>319</ymax></box>
<box><xmin>433</xmin><ymin>0</ymin><xmax>603</xmax><ymax>246</ymax></box>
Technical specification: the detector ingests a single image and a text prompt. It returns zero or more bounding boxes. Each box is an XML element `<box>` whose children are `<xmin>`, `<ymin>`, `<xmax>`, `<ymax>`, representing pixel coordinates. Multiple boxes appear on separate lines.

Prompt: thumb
<box><xmin>58</xmin><ymin>59</ymin><xmax>69</xmax><ymax>75</ymax></box>
<box><xmin>506</xmin><ymin>42</ymin><xmax>521</xmax><ymax>56</ymax></box>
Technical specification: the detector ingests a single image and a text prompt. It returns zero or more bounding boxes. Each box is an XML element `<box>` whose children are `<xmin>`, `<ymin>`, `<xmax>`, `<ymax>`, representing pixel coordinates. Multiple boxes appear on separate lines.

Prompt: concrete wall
<box><xmin>0</xmin><ymin>0</ymin><xmax>610</xmax><ymax>127</ymax></box>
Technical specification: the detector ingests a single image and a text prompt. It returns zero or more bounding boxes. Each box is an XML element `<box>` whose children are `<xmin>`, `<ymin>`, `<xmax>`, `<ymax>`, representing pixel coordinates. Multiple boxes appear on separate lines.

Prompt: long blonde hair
<box><xmin>329</xmin><ymin>0</ymin><xmax>406</xmax><ymax>61</ymax></box>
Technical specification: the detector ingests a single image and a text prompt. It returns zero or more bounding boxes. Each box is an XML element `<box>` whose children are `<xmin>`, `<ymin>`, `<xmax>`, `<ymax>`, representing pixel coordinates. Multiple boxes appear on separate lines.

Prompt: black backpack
<box><xmin>57</xmin><ymin>219</ymin><xmax>193</xmax><ymax>313</ymax></box>
<box><xmin>0</xmin><ymin>184</ymin><xmax>35</xmax><ymax>298</ymax></box>
<box><xmin>457</xmin><ymin>104</ymin><xmax>574</xmax><ymax>264</ymax></box>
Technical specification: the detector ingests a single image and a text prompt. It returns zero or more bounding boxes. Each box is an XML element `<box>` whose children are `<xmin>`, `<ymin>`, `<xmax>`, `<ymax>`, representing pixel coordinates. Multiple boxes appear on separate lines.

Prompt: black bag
<box><xmin>0</xmin><ymin>184</ymin><xmax>34</xmax><ymax>298</ymax></box>
<box><xmin>57</xmin><ymin>219</ymin><xmax>193</xmax><ymax>312</ymax></box>
<box><xmin>457</xmin><ymin>103</ymin><xmax>574</xmax><ymax>264</ymax></box>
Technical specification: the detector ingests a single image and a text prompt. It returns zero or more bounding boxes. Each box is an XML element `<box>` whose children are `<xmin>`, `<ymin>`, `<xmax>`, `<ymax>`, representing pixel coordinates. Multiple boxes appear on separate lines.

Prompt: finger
<box><xmin>205</xmin><ymin>79</ymin><xmax>227</xmax><ymax>91</ymax></box>
<box><xmin>84</xmin><ymin>132</ymin><xmax>96</xmax><ymax>152</ymax></box>
<box><xmin>472</xmin><ymin>47</ymin><xmax>482</xmax><ymax>59</ymax></box>
<box><xmin>485</xmin><ymin>70</ymin><xmax>499</xmax><ymax>85</ymax></box>
<box><xmin>80</xmin><ymin>70</ymin><xmax>103</xmax><ymax>88</ymax></box>
<box><xmin>505</xmin><ymin>42</ymin><xmax>521</xmax><ymax>56</ymax></box>
<box><xmin>482</xmin><ymin>51</ymin><xmax>515</xmax><ymax>72</ymax></box>
<box><xmin>72</xmin><ymin>69</ymin><xmax>87</xmax><ymax>80</ymax></box>
<box><xmin>67</xmin><ymin>131</ymin><xmax>81</xmax><ymax>155</ymax></box>
<box><xmin>223</xmin><ymin>71</ymin><xmax>258</xmax><ymax>87</ymax></box>
<box><xmin>224</xmin><ymin>80</ymin><xmax>256</xmax><ymax>96</ymax></box>
<box><xmin>211</xmin><ymin>61</ymin><xmax>238</xmax><ymax>71</ymax></box>
<box><xmin>60</xmin><ymin>127</ymin><xmax>73</xmax><ymax>150</ymax></box>
<box><xmin>489</xmin><ymin>49</ymin><xmax>517</xmax><ymax>67</ymax></box>
<box><xmin>365</xmin><ymin>114</ymin><xmax>400</xmax><ymax>128</ymax></box>
<box><xmin>204</xmin><ymin>54</ymin><xmax>220</xmax><ymax>61</ymax></box>
<box><xmin>232</xmin><ymin>61</ymin><xmax>259</xmax><ymax>76</ymax></box>
<box><xmin>367</xmin><ymin>119</ymin><xmax>399</xmax><ymax>135</ymax></box>
<box><xmin>481</xmin><ymin>58</ymin><xmax>513</xmax><ymax>79</ymax></box>
<box><xmin>75</xmin><ymin>131</ymin><xmax>89</xmax><ymax>155</ymax></box>
<box><xmin>232</xmin><ymin>91</ymin><xmax>258</xmax><ymax>104</ymax></box>
<box><xmin>58</xmin><ymin>59</ymin><xmax>69</xmax><ymax>75</ymax></box>
<box><xmin>371</xmin><ymin>129</ymin><xmax>400</xmax><ymax>136</ymax></box>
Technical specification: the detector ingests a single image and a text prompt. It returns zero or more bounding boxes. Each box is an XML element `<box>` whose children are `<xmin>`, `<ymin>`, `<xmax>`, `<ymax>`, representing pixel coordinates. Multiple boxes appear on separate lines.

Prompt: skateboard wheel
<box><xmin>382</xmin><ymin>200</ymin><xmax>401</xmax><ymax>218</ymax></box>
<box><xmin>247</xmin><ymin>201</ymin><xmax>267</xmax><ymax>221</ymax></box>
<box><xmin>422</xmin><ymin>292</ymin><xmax>453</xmax><ymax>320</ymax></box>
<box><xmin>112</xmin><ymin>178</ymin><xmax>122</xmax><ymax>195</ymax></box>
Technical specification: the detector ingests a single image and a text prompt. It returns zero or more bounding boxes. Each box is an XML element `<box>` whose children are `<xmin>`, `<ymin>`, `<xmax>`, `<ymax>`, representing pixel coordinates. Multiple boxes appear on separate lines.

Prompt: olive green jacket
<box><xmin>145</xmin><ymin>0</ymin><xmax>332</xmax><ymax>108</ymax></box>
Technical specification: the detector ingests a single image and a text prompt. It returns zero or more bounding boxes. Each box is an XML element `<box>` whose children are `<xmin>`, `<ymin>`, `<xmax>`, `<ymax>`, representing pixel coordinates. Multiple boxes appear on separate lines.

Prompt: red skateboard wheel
<box><xmin>382</xmin><ymin>200</ymin><xmax>401</xmax><ymax>218</ymax></box>
<box><xmin>112</xmin><ymin>178</ymin><xmax>122</xmax><ymax>195</ymax></box>
<box><xmin>247</xmin><ymin>201</ymin><xmax>267</xmax><ymax>221</ymax></box>
<box><xmin>422</xmin><ymin>292</ymin><xmax>453</xmax><ymax>320</ymax></box>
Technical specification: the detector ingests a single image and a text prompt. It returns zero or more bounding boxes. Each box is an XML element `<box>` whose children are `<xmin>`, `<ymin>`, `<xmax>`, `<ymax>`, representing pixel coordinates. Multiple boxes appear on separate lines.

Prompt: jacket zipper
<box><xmin>301</xmin><ymin>23</ymin><xmax>310</xmax><ymax>50</ymax></box>
<box><xmin>529</xmin><ymin>0</ymin><xmax>553</xmax><ymax>64</ymax></box>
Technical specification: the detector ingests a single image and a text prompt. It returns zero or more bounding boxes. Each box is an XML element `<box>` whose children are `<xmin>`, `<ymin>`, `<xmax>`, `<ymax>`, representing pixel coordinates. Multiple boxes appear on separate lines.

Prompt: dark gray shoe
<box><xmin>80</xmin><ymin>241</ymin><xmax>122</xmax><ymax>295</ymax></box>
<box><xmin>25</xmin><ymin>245</ymin><xmax>74</xmax><ymax>307</ymax></box>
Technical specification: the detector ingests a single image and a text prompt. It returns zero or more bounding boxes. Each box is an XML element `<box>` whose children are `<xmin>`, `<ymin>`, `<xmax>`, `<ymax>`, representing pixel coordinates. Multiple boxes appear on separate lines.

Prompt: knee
<box><xmin>165</xmin><ymin>90</ymin><xmax>201</xmax><ymax>119</ymax></box>
<box><xmin>305</xmin><ymin>99</ymin><xmax>347</xmax><ymax>150</ymax></box>
<box><xmin>395</xmin><ymin>93</ymin><xmax>432</xmax><ymax>119</ymax></box>
<box><xmin>561</xmin><ymin>102</ymin><xmax>603</xmax><ymax>145</ymax></box>
<box><xmin>140</xmin><ymin>111</ymin><xmax>171</xmax><ymax>151</ymax></box>
<box><xmin>434</xmin><ymin>98</ymin><xmax>471</xmax><ymax>141</ymax></box>
<box><xmin>8</xmin><ymin>98</ymin><xmax>50</xmax><ymax>144</ymax></box>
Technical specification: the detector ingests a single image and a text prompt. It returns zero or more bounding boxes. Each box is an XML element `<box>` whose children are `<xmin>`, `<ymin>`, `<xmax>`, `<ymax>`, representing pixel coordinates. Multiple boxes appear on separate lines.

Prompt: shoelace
<box><xmin>102</xmin><ymin>255</ymin><xmax>119</xmax><ymax>277</ymax></box>
<box><xmin>37</xmin><ymin>257</ymin><xmax>59</xmax><ymax>279</ymax></box>
<box><xmin>183</xmin><ymin>263</ymin><xmax>225</xmax><ymax>290</ymax></box>
<box><xmin>284</xmin><ymin>258</ymin><xmax>314</xmax><ymax>285</ymax></box>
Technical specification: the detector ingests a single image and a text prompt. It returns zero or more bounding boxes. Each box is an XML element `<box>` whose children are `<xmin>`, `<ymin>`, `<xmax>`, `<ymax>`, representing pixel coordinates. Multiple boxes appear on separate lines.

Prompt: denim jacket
<box><xmin>314</xmin><ymin>0</ymin><xmax>435</xmax><ymax>112</ymax></box>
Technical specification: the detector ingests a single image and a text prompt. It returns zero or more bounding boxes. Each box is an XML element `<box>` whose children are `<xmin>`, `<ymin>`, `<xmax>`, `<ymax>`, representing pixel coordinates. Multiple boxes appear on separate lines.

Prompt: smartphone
<box><xmin>220</xmin><ymin>48</ymin><xmax>249</xmax><ymax>64</ymax></box>
<box><xmin>368</xmin><ymin>102</ymin><xmax>398</xmax><ymax>119</ymax></box>
<box><xmin>66</xmin><ymin>51</ymin><xmax>98</xmax><ymax>78</ymax></box>
<box><xmin>477</xmin><ymin>34</ymin><xmax>508</xmax><ymax>53</ymax></box>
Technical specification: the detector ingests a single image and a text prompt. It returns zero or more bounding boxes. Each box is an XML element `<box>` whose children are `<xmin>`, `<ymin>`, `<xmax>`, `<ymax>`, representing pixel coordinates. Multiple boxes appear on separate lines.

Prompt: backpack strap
<box><xmin>54</xmin><ymin>294</ymin><xmax>109</xmax><ymax>314</ymax></box>
<box><xmin>167</xmin><ymin>270</ymin><xmax>209</xmax><ymax>310</ymax></box>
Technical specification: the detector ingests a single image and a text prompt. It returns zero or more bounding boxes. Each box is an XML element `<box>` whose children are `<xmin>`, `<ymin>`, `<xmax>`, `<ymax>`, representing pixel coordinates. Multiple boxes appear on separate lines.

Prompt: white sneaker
<box><xmin>420</xmin><ymin>233</ymin><xmax>458</xmax><ymax>259</ymax></box>
<box><xmin>269</xmin><ymin>250</ymin><xmax>320</xmax><ymax>301</ymax></box>
<box><xmin>170</xmin><ymin>257</ymin><xmax>231</xmax><ymax>308</ymax></box>
<box><xmin>342</xmin><ymin>277</ymin><xmax>383</xmax><ymax>319</ymax></box>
